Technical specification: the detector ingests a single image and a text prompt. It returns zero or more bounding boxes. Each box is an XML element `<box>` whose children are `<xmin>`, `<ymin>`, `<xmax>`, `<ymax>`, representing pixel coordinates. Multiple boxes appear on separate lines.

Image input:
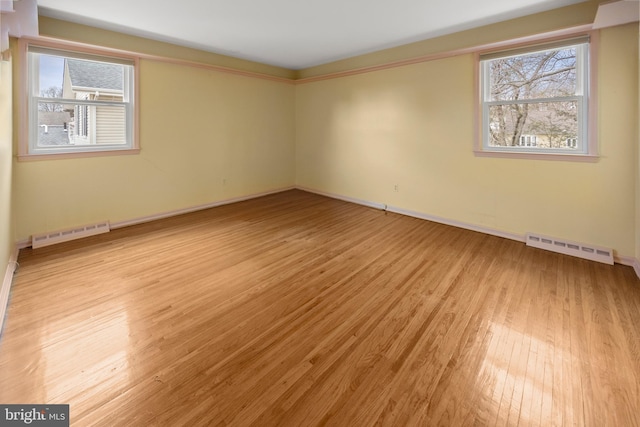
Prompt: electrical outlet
<box><xmin>394</xmin><ymin>184</ymin><xmax>399</xmax><ymax>192</ymax></box>
<box><xmin>222</xmin><ymin>178</ymin><xmax>227</xmax><ymax>185</ymax></box>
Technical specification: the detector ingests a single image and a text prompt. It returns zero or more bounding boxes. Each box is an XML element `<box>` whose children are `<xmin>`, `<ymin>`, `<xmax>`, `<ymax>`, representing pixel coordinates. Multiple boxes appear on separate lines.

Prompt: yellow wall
<box><xmin>1</xmin><ymin>57</ymin><xmax>14</xmax><ymax>270</ymax></box>
<box><xmin>297</xmin><ymin>1</ymin><xmax>601</xmax><ymax>79</ymax></box>
<box><xmin>637</xmin><ymin>22</ymin><xmax>640</xmax><ymax>264</ymax></box>
<box><xmin>13</xmin><ymin>43</ymin><xmax>296</xmax><ymax>239</ymax></box>
<box><xmin>296</xmin><ymin>23</ymin><xmax>639</xmax><ymax>258</ymax></box>
<box><xmin>39</xmin><ymin>16</ymin><xmax>295</xmax><ymax>80</ymax></box>
<box><xmin>10</xmin><ymin>11</ymin><xmax>640</xmax><ymax>263</ymax></box>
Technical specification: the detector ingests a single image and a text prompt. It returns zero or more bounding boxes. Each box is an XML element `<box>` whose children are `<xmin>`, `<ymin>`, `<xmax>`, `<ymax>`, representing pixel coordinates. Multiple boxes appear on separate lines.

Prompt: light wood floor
<box><xmin>1</xmin><ymin>190</ymin><xmax>639</xmax><ymax>426</ymax></box>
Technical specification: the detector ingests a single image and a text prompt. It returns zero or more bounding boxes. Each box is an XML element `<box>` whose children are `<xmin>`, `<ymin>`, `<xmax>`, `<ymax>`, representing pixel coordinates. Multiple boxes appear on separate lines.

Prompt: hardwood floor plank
<box><xmin>1</xmin><ymin>190</ymin><xmax>639</xmax><ymax>426</ymax></box>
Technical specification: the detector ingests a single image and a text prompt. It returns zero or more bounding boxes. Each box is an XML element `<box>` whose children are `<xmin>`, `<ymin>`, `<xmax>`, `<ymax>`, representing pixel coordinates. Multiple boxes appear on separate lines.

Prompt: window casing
<box><xmin>479</xmin><ymin>37</ymin><xmax>593</xmax><ymax>158</ymax></box>
<box><xmin>23</xmin><ymin>42</ymin><xmax>138</xmax><ymax>158</ymax></box>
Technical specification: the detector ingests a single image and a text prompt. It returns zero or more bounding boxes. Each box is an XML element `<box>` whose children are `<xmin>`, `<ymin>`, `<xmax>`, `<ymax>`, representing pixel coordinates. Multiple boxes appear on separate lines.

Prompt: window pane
<box><xmin>93</xmin><ymin>105</ymin><xmax>127</xmax><ymax>145</ymax></box>
<box><xmin>38</xmin><ymin>54</ymin><xmax>65</xmax><ymax>99</ymax></box>
<box><xmin>37</xmin><ymin>103</ymin><xmax>127</xmax><ymax>147</ymax></box>
<box><xmin>489</xmin><ymin>47</ymin><xmax>577</xmax><ymax>101</ymax></box>
<box><xmin>488</xmin><ymin>101</ymin><xmax>579</xmax><ymax>149</ymax></box>
<box><xmin>27</xmin><ymin>44</ymin><xmax>136</xmax><ymax>156</ymax></box>
<box><xmin>37</xmin><ymin>104</ymin><xmax>71</xmax><ymax>146</ymax></box>
<box><xmin>36</xmin><ymin>53</ymin><xmax>126</xmax><ymax>101</ymax></box>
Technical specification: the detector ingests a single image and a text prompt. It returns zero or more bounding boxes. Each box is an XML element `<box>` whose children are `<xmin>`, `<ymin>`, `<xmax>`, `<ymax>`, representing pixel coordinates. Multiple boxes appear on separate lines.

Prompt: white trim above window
<box><xmin>19</xmin><ymin>38</ymin><xmax>140</xmax><ymax>160</ymax></box>
<box><xmin>475</xmin><ymin>32</ymin><xmax>598</xmax><ymax>162</ymax></box>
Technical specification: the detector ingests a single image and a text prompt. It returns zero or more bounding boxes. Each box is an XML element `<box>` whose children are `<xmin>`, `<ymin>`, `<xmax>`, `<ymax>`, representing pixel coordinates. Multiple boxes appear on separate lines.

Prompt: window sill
<box><xmin>473</xmin><ymin>150</ymin><xmax>599</xmax><ymax>162</ymax></box>
<box><xmin>18</xmin><ymin>148</ymin><xmax>140</xmax><ymax>162</ymax></box>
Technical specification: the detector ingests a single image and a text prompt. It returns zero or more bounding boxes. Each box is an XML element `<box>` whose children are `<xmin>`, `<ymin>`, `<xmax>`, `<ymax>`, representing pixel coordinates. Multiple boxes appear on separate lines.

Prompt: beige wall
<box><xmin>1</xmin><ymin>57</ymin><xmax>14</xmax><ymax>270</ymax></box>
<box><xmin>598</xmin><ymin>23</ymin><xmax>638</xmax><ymax>257</ymax></box>
<box><xmin>13</xmin><ymin>39</ymin><xmax>296</xmax><ymax>239</ymax></box>
<box><xmin>39</xmin><ymin>16</ymin><xmax>295</xmax><ymax>80</ymax></box>
<box><xmin>297</xmin><ymin>1</ymin><xmax>601</xmax><ymax>79</ymax></box>
<box><xmin>637</xmin><ymin>21</ymin><xmax>640</xmax><ymax>264</ymax></box>
<box><xmin>296</xmin><ymin>23</ymin><xmax>639</xmax><ymax>258</ymax></box>
<box><xmin>10</xmin><ymin>11</ymin><xmax>640</xmax><ymax>263</ymax></box>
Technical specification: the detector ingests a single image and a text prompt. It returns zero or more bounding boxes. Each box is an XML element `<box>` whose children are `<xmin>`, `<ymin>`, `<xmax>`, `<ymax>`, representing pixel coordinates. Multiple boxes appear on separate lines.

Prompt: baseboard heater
<box><xmin>32</xmin><ymin>221</ymin><xmax>110</xmax><ymax>249</ymax></box>
<box><xmin>525</xmin><ymin>232</ymin><xmax>613</xmax><ymax>265</ymax></box>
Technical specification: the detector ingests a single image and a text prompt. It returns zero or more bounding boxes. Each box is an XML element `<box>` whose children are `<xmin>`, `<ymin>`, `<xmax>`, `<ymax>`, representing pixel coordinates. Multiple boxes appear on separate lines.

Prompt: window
<box><xmin>479</xmin><ymin>38</ymin><xmax>592</xmax><ymax>158</ymax></box>
<box><xmin>23</xmin><ymin>42</ymin><xmax>137</xmax><ymax>157</ymax></box>
<box><xmin>518</xmin><ymin>135</ymin><xmax>537</xmax><ymax>147</ymax></box>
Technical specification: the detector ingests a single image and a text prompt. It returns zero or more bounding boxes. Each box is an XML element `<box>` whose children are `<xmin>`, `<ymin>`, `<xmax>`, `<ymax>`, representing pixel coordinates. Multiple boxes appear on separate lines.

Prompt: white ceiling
<box><xmin>37</xmin><ymin>0</ymin><xmax>588</xmax><ymax>70</ymax></box>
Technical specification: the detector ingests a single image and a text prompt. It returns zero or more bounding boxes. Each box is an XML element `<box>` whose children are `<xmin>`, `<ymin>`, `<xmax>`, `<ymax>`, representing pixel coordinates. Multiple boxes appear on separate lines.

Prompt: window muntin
<box><xmin>480</xmin><ymin>41</ymin><xmax>589</xmax><ymax>155</ymax></box>
<box><xmin>27</xmin><ymin>46</ymin><xmax>135</xmax><ymax>156</ymax></box>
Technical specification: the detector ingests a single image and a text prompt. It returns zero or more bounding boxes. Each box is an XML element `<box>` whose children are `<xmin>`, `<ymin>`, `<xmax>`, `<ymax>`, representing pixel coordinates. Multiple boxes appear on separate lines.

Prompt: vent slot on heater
<box><xmin>525</xmin><ymin>233</ymin><xmax>613</xmax><ymax>265</ymax></box>
<box><xmin>32</xmin><ymin>222</ymin><xmax>110</xmax><ymax>249</ymax></box>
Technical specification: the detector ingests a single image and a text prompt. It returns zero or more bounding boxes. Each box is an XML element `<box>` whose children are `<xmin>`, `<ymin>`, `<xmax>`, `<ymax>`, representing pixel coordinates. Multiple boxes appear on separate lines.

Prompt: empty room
<box><xmin>1</xmin><ymin>0</ymin><xmax>639</xmax><ymax>425</ymax></box>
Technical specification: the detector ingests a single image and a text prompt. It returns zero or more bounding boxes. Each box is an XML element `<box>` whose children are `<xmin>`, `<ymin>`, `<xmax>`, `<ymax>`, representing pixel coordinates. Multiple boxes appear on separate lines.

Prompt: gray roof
<box><xmin>38</xmin><ymin>125</ymin><xmax>69</xmax><ymax>146</ymax></box>
<box><xmin>66</xmin><ymin>59</ymin><xmax>123</xmax><ymax>92</ymax></box>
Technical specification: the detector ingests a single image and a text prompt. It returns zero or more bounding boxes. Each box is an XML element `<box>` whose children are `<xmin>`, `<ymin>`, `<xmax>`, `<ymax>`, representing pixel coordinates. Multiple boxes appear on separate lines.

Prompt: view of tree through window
<box><xmin>481</xmin><ymin>42</ymin><xmax>588</xmax><ymax>153</ymax></box>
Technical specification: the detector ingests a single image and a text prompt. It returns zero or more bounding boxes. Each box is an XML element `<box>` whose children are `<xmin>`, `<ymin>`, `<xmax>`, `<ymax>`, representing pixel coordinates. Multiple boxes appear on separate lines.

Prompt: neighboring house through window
<box><xmin>21</xmin><ymin>41</ymin><xmax>138</xmax><ymax>158</ymax></box>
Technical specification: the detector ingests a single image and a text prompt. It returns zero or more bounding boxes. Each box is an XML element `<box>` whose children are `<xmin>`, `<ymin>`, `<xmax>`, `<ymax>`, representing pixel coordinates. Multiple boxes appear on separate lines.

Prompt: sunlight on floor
<box><xmin>42</xmin><ymin>308</ymin><xmax>131</xmax><ymax>403</ymax></box>
<box><xmin>479</xmin><ymin>322</ymin><xmax>563</xmax><ymax>425</ymax></box>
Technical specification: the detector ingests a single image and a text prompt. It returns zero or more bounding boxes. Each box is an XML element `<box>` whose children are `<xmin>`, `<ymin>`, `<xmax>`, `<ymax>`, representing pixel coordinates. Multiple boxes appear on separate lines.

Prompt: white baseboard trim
<box><xmin>15</xmin><ymin>187</ymin><xmax>296</xmax><ymax>248</ymax></box>
<box><xmin>385</xmin><ymin>205</ymin><xmax>525</xmax><ymax>243</ymax></box>
<box><xmin>614</xmin><ymin>255</ymin><xmax>636</xmax><ymax>267</ymax></box>
<box><xmin>296</xmin><ymin>186</ymin><xmax>387</xmax><ymax>211</ymax></box>
<box><xmin>111</xmin><ymin>186</ymin><xmax>295</xmax><ymax>230</ymax></box>
<box><xmin>12</xmin><ymin>185</ymin><xmax>640</xmax><ymax>279</ymax></box>
<box><xmin>0</xmin><ymin>245</ymin><xmax>19</xmax><ymax>335</ymax></box>
<box><xmin>297</xmin><ymin>187</ymin><xmax>522</xmax><ymax>242</ymax></box>
<box><xmin>614</xmin><ymin>256</ymin><xmax>640</xmax><ymax>279</ymax></box>
<box><xmin>298</xmin><ymin>187</ymin><xmax>639</xmax><ymax>270</ymax></box>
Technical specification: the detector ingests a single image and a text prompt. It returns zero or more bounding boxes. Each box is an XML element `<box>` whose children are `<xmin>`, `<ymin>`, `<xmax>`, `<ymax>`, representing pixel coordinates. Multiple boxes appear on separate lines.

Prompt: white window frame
<box><xmin>19</xmin><ymin>38</ymin><xmax>140</xmax><ymax>160</ymax></box>
<box><xmin>475</xmin><ymin>32</ymin><xmax>598</xmax><ymax>162</ymax></box>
